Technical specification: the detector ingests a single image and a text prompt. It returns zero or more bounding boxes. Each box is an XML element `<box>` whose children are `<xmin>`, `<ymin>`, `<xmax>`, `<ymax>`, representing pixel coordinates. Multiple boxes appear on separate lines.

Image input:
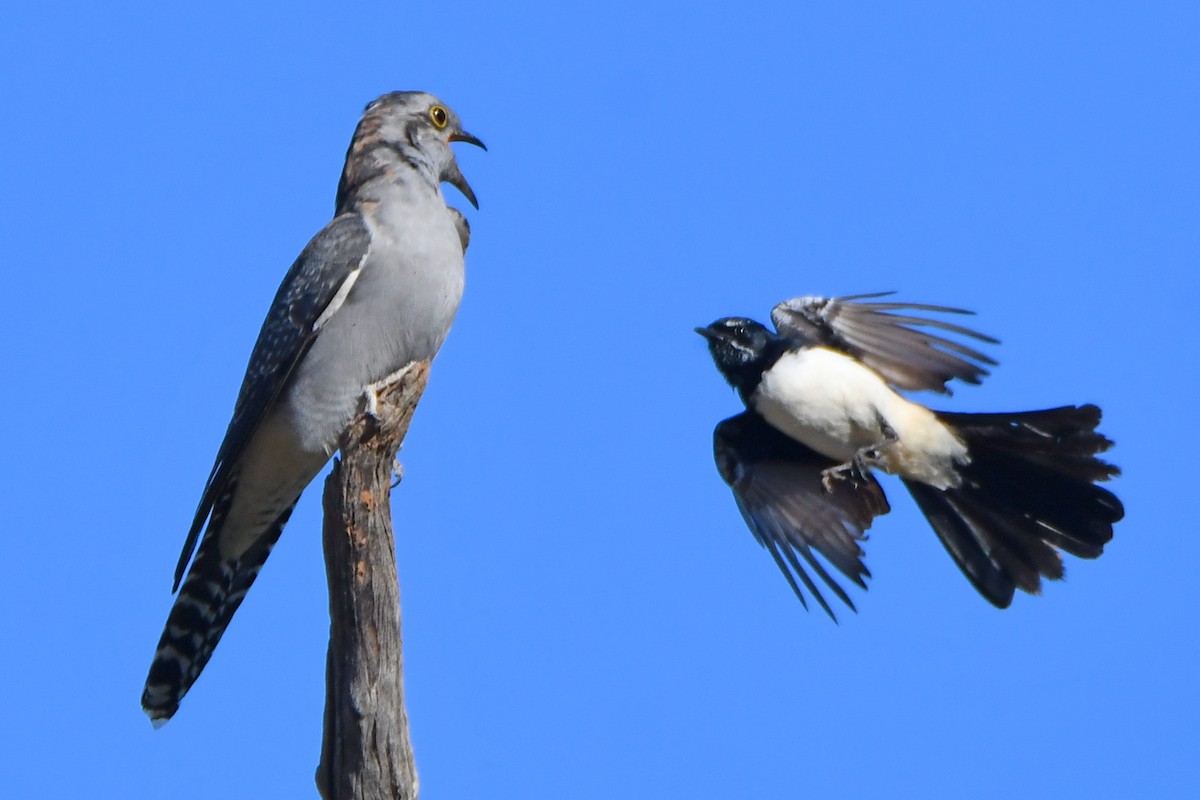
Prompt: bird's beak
<box><xmin>443</xmin><ymin>130</ymin><xmax>485</xmax><ymax>210</ymax></box>
<box><xmin>443</xmin><ymin>160</ymin><xmax>479</xmax><ymax>210</ymax></box>
<box><xmin>449</xmin><ymin>130</ymin><xmax>487</xmax><ymax>151</ymax></box>
<box><xmin>695</xmin><ymin>326</ymin><xmax>726</xmax><ymax>343</ymax></box>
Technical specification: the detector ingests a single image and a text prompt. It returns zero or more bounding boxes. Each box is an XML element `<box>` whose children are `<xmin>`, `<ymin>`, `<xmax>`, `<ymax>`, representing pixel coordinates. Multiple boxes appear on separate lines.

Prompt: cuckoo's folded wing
<box><xmin>173</xmin><ymin>213</ymin><xmax>372</xmax><ymax>589</ymax></box>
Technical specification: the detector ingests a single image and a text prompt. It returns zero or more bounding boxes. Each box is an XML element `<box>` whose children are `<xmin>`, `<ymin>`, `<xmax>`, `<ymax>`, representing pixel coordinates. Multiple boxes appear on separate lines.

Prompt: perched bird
<box><xmin>696</xmin><ymin>293</ymin><xmax>1122</xmax><ymax>619</ymax></box>
<box><xmin>142</xmin><ymin>92</ymin><xmax>485</xmax><ymax>725</ymax></box>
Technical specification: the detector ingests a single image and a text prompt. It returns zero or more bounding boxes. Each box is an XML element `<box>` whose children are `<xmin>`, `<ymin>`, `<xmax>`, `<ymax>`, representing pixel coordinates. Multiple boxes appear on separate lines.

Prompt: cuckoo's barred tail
<box><xmin>902</xmin><ymin>405</ymin><xmax>1123</xmax><ymax>608</ymax></box>
<box><xmin>141</xmin><ymin>504</ymin><xmax>295</xmax><ymax>724</ymax></box>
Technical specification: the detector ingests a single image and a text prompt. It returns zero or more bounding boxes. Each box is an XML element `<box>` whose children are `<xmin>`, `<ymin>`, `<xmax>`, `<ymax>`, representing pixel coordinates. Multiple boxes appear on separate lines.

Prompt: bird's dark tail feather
<box><xmin>141</xmin><ymin>504</ymin><xmax>295</xmax><ymax>725</ymax></box>
<box><xmin>902</xmin><ymin>404</ymin><xmax>1122</xmax><ymax>608</ymax></box>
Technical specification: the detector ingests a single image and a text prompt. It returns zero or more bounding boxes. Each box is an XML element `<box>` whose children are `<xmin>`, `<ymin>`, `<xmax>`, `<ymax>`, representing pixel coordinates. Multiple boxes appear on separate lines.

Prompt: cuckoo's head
<box><xmin>338</xmin><ymin>91</ymin><xmax>486</xmax><ymax>211</ymax></box>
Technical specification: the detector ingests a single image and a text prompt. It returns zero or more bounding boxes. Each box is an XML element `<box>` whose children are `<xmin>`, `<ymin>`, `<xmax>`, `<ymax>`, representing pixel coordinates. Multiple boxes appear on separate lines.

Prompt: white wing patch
<box><xmin>312</xmin><ymin>262</ymin><xmax>364</xmax><ymax>332</ymax></box>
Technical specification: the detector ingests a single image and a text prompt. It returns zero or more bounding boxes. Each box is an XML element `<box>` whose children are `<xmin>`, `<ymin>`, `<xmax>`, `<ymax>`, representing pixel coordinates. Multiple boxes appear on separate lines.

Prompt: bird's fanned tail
<box><xmin>902</xmin><ymin>404</ymin><xmax>1123</xmax><ymax>607</ymax></box>
<box><xmin>142</xmin><ymin>502</ymin><xmax>296</xmax><ymax>724</ymax></box>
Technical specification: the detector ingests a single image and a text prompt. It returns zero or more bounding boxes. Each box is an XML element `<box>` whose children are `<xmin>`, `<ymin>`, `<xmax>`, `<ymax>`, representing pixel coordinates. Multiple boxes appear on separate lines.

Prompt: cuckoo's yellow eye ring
<box><xmin>429</xmin><ymin>106</ymin><xmax>449</xmax><ymax>129</ymax></box>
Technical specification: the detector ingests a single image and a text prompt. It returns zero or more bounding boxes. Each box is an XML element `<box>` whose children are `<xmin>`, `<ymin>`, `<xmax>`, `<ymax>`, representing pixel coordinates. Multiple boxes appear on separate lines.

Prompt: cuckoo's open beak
<box><xmin>444</xmin><ymin>130</ymin><xmax>485</xmax><ymax>209</ymax></box>
<box><xmin>443</xmin><ymin>161</ymin><xmax>479</xmax><ymax>209</ymax></box>
<box><xmin>449</xmin><ymin>130</ymin><xmax>487</xmax><ymax>151</ymax></box>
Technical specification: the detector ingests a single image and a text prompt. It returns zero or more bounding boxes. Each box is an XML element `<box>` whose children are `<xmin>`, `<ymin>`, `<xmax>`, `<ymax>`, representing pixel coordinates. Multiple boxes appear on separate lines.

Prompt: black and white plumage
<box><xmin>697</xmin><ymin>293</ymin><xmax>1123</xmax><ymax>618</ymax></box>
<box><xmin>142</xmin><ymin>92</ymin><xmax>485</xmax><ymax>725</ymax></box>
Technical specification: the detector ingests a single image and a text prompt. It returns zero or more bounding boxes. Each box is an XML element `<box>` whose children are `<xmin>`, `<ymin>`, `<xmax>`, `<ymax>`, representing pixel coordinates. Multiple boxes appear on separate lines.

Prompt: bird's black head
<box><xmin>695</xmin><ymin>317</ymin><xmax>786</xmax><ymax>399</ymax></box>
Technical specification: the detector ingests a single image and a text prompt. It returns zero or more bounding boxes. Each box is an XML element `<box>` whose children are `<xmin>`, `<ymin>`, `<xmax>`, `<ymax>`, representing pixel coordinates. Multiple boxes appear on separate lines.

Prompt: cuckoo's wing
<box><xmin>172</xmin><ymin>213</ymin><xmax>372</xmax><ymax>589</ymax></box>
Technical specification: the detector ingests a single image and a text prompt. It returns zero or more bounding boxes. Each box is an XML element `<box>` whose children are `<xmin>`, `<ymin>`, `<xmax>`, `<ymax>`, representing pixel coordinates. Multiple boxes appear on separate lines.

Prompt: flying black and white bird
<box><xmin>696</xmin><ymin>293</ymin><xmax>1123</xmax><ymax>619</ymax></box>
<box><xmin>141</xmin><ymin>92</ymin><xmax>485</xmax><ymax>725</ymax></box>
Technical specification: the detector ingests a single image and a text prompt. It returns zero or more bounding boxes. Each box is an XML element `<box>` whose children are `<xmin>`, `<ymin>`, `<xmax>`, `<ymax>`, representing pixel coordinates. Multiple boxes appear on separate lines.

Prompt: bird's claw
<box><xmin>364</xmin><ymin>388</ymin><xmax>381</xmax><ymax>420</ymax></box>
<box><xmin>363</xmin><ymin>362</ymin><xmax>419</xmax><ymax>421</ymax></box>
<box><xmin>821</xmin><ymin>457</ymin><xmax>874</xmax><ymax>493</ymax></box>
<box><xmin>391</xmin><ymin>457</ymin><xmax>404</xmax><ymax>488</ymax></box>
<box><xmin>821</xmin><ymin>420</ymin><xmax>897</xmax><ymax>493</ymax></box>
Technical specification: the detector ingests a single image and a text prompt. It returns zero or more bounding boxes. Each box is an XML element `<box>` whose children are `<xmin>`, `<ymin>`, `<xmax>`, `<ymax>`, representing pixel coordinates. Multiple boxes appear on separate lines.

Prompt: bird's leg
<box><xmin>364</xmin><ymin>362</ymin><xmax>420</xmax><ymax>420</ymax></box>
<box><xmin>861</xmin><ymin>415</ymin><xmax>898</xmax><ymax>464</ymax></box>
<box><xmin>361</xmin><ymin>362</ymin><xmax>421</xmax><ymax>483</ymax></box>
<box><xmin>821</xmin><ymin>459</ymin><xmax>870</xmax><ymax>492</ymax></box>
<box><xmin>821</xmin><ymin>416</ymin><xmax>899</xmax><ymax>493</ymax></box>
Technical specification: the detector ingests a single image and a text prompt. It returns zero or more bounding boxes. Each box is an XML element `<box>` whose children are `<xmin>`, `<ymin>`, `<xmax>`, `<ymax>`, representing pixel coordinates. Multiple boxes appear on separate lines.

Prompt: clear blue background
<box><xmin>2</xmin><ymin>2</ymin><xmax>1196</xmax><ymax>797</ymax></box>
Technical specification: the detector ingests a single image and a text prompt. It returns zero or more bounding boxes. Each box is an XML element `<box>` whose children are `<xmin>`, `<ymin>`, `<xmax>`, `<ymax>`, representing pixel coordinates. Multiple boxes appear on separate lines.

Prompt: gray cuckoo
<box><xmin>142</xmin><ymin>91</ymin><xmax>484</xmax><ymax>725</ymax></box>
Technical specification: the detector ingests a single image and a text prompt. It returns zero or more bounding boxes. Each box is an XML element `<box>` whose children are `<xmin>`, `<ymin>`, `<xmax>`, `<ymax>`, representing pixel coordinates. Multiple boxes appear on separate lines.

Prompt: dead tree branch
<box><xmin>316</xmin><ymin>360</ymin><xmax>431</xmax><ymax>800</ymax></box>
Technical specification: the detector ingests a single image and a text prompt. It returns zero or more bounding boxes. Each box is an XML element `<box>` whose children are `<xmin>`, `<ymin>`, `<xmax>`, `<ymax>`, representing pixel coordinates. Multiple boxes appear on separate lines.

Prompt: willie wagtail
<box><xmin>696</xmin><ymin>292</ymin><xmax>1123</xmax><ymax>619</ymax></box>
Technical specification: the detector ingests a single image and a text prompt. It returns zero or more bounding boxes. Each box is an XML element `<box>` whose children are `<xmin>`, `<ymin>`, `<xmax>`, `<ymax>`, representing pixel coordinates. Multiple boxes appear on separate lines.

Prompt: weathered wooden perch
<box><xmin>316</xmin><ymin>360</ymin><xmax>431</xmax><ymax>800</ymax></box>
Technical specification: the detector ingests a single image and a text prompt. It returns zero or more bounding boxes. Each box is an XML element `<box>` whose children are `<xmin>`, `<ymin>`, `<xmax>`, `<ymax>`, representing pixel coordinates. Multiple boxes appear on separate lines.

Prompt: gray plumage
<box><xmin>142</xmin><ymin>91</ymin><xmax>485</xmax><ymax>725</ymax></box>
<box><xmin>447</xmin><ymin>206</ymin><xmax>471</xmax><ymax>253</ymax></box>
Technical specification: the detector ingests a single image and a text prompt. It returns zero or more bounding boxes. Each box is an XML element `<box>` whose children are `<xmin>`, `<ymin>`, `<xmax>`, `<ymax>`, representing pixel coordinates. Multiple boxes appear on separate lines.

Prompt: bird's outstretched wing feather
<box><xmin>713</xmin><ymin>412</ymin><xmax>890</xmax><ymax>619</ymax></box>
<box><xmin>172</xmin><ymin>213</ymin><xmax>372</xmax><ymax>589</ymax></box>
<box><xmin>770</xmin><ymin>292</ymin><xmax>998</xmax><ymax>394</ymax></box>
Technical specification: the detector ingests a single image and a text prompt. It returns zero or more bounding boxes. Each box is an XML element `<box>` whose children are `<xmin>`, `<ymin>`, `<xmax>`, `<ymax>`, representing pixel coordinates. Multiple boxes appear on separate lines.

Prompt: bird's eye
<box><xmin>429</xmin><ymin>106</ymin><xmax>449</xmax><ymax>129</ymax></box>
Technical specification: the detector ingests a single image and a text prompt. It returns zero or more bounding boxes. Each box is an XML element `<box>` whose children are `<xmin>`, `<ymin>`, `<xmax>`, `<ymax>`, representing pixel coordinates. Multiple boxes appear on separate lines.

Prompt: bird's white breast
<box><xmin>753</xmin><ymin>347</ymin><xmax>968</xmax><ymax>487</ymax></box>
<box><xmin>754</xmin><ymin>348</ymin><xmax>893</xmax><ymax>461</ymax></box>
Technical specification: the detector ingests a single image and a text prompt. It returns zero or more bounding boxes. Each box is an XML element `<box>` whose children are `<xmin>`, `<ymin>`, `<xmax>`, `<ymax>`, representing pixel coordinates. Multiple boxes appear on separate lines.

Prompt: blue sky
<box><xmin>2</xmin><ymin>2</ymin><xmax>1197</xmax><ymax>797</ymax></box>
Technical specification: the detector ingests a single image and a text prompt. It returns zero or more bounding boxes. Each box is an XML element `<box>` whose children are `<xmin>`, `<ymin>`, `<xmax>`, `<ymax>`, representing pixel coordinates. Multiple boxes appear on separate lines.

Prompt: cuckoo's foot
<box><xmin>364</xmin><ymin>362</ymin><xmax>421</xmax><ymax>419</ymax></box>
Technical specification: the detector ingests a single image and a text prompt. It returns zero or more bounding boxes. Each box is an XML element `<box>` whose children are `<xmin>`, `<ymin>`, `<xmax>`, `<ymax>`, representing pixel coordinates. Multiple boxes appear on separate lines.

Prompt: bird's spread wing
<box><xmin>713</xmin><ymin>412</ymin><xmax>890</xmax><ymax>619</ymax></box>
<box><xmin>171</xmin><ymin>213</ymin><xmax>372</xmax><ymax>589</ymax></box>
<box><xmin>770</xmin><ymin>292</ymin><xmax>998</xmax><ymax>394</ymax></box>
